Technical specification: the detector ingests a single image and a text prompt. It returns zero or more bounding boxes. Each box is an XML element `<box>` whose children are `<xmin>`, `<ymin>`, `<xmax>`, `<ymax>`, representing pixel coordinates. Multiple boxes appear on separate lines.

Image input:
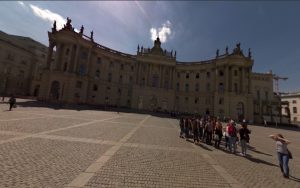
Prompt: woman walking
<box><xmin>239</xmin><ymin>124</ymin><xmax>251</xmax><ymax>156</ymax></box>
<box><xmin>269</xmin><ymin>134</ymin><xmax>291</xmax><ymax>178</ymax></box>
<box><xmin>214</xmin><ymin>119</ymin><xmax>223</xmax><ymax>148</ymax></box>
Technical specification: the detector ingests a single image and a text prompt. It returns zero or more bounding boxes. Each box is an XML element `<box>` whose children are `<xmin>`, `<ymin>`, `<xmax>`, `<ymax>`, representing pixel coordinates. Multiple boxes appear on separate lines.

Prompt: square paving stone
<box><xmin>0</xmin><ymin>117</ymin><xmax>88</xmax><ymax>133</ymax></box>
<box><xmin>0</xmin><ymin>137</ymin><xmax>111</xmax><ymax>188</ymax></box>
<box><xmin>85</xmin><ymin>147</ymin><xmax>230</xmax><ymax>188</ymax></box>
<box><xmin>49</xmin><ymin>121</ymin><xmax>136</xmax><ymax>141</ymax></box>
<box><xmin>0</xmin><ymin>133</ymin><xmax>17</xmax><ymax>140</ymax></box>
<box><xmin>128</xmin><ymin>126</ymin><xmax>193</xmax><ymax>148</ymax></box>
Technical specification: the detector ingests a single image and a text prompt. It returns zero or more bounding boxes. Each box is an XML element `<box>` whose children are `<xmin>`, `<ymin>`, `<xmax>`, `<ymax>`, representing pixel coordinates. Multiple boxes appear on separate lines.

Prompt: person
<box><xmin>228</xmin><ymin>120</ymin><xmax>237</xmax><ymax>153</ymax></box>
<box><xmin>239</xmin><ymin>123</ymin><xmax>251</xmax><ymax>156</ymax></box>
<box><xmin>8</xmin><ymin>95</ymin><xmax>16</xmax><ymax>111</ymax></box>
<box><xmin>192</xmin><ymin>118</ymin><xmax>199</xmax><ymax>144</ymax></box>
<box><xmin>214</xmin><ymin>119</ymin><xmax>223</xmax><ymax>148</ymax></box>
<box><xmin>2</xmin><ymin>95</ymin><xmax>4</xmax><ymax>102</ymax></box>
<box><xmin>206</xmin><ymin>118</ymin><xmax>213</xmax><ymax>145</ymax></box>
<box><xmin>269</xmin><ymin>134</ymin><xmax>291</xmax><ymax>178</ymax></box>
<box><xmin>224</xmin><ymin>120</ymin><xmax>230</xmax><ymax>150</ymax></box>
<box><xmin>179</xmin><ymin>117</ymin><xmax>184</xmax><ymax>138</ymax></box>
<box><xmin>184</xmin><ymin>117</ymin><xmax>189</xmax><ymax>140</ymax></box>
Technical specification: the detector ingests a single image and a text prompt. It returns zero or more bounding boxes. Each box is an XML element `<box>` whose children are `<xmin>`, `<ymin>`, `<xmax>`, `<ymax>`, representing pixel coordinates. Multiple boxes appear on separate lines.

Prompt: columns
<box><xmin>248</xmin><ymin>68</ymin><xmax>252</xmax><ymax>94</ymax></box>
<box><xmin>241</xmin><ymin>67</ymin><xmax>245</xmax><ymax>93</ymax></box>
<box><xmin>73</xmin><ymin>45</ymin><xmax>80</xmax><ymax>73</ymax></box>
<box><xmin>46</xmin><ymin>42</ymin><xmax>55</xmax><ymax>69</ymax></box>
<box><xmin>225</xmin><ymin>66</ymin><xmax>229</xmax><ymax>91</ymax></box>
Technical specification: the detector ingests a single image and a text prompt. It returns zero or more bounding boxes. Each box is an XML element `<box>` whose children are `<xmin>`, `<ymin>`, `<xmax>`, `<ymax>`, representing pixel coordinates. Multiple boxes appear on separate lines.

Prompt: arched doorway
<box><xmin>33</xmin><ymin>85</ymin><xmax>40</xmax><ymax>97</ymax></box>
<box><xmin>236</xmin><ymin>102</ymin><xmax>245</xmax><ymax>122</ymax></box>
<box><xmin>49</xmin><ymin>81</ymin><xmax>60</xmax><ymax>100</ymax></box>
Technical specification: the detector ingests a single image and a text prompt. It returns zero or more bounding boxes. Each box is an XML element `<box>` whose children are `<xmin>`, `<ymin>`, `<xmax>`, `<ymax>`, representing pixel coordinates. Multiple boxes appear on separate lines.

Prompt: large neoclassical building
<box><xmin>29</xmin><ymin>19</ymin><xmax>279</xmax><ymax>123</ymax></box>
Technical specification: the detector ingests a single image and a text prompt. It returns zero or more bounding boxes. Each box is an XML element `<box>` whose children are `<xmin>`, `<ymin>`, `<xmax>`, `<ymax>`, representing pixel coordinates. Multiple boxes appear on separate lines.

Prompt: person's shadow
<box><xmin>289</xmin><ymin>175</ymin><xmax>300</xmax><ymax>183</ymax></box>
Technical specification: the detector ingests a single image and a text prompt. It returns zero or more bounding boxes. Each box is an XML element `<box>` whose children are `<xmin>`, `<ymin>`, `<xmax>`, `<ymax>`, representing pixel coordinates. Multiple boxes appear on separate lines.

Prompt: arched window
<box><xmin>95</xmin><ymin>69</ymin><xmax>100</xmax><ymax>78</ymax></box>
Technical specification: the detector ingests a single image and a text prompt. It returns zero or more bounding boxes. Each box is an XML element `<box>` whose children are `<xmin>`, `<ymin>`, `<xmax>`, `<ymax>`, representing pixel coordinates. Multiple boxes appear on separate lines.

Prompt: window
<box><xmin>97</xmin><ymin>57</ymin><xmax>102</xmax><ymax>64</ymax></box>
<box><xmin>185</xmin><ymin>83</ymin><xmax>189</xmax><ymax>92</ymax></box>
<box><xmin>257</xmin><ymin>90</ymin><xmax>260</xmax><ymax>100</ymax></box>
<box><xmin>176</xmin><ymin>83</ymin><xmax>180</xmax><ymax>92</ymax></box>
<box><xmin>108</xmin><ymin>73</ymin><xmax>112</xmax><ymax>82</ymax></box>
<box><xmin>292</xmin><ymin>100</ymin><xmax>297</xmax><ymax>104</ymax></box>
<box><xmin>219</xmin><ymin>70</ymin><xmax>224</xmax><ymax>76</ymax></box>
<box><xmin>265</xmin><ymin>91</ymin><xmax>269</xmax><ymax>101</ymax></box>
<box><xmin>79</xmin><ymin>65</ymin><xmax>86</xmax><ymax>75</ymax></box>
<box><xmin>206</xmin><ymin>83</ymin><xmax>210</xmax><ymax>91</ymax></box>
<box><xmin>206</xmin><ymin>72</ymin><xmax>210</xmax><ymax>78</ymax></box>
<box><xmin>152</xmin><ymin>74</ymin><xmax>159</xmax><ymax>87</ymax></box>
<box><xmin>164</xmin><ymin>80</ymin><xmax>169</xmax><ymax>89</ymax></box>
<box><xmin>129</xmin><ymin>76</ymin><xmax>133</xmax><ymax>85</ymax></box>
<box><xmin>63</xmin><ymin>62</ymin><xmax>68</xmax><ymax>72</ymax></box>
<box><xmin>293</xmin><ymin>107</ymin><xmax>297</xmax><ymax>114</ymax></box>
<box><xmin>93</xmin><ymin>84</ymin><xmax>98</xmax><ymax>91</ymax></box>
<box><xmin>219</xmin><ymin>83</ymin><xmax>224</xmax><ymax>92</ymax></box>
<box><xmin>131</xmin><ymin>65</ymin><xmax>134</xmax><ymax>71</ymax></box>
<box><xmin>294</xmin><ymin>117</ymin><xmax>297</xmax><ymax>122</ymax></box>
<box><xmin>66</xmin><ymin>48</ymin><xmax>70</xmax><ymax>55</ymax></box>
<box><xmin>196</xmin><ymin>73</ymin><xmax>199</xmax><ymax>79</ymax></box>
<box><xmin>195</xmin><ymin>83</ymin><xmax>199</xmax><ymax>92</ymax></box>
<box><xmin>120</xmin><ymin>64</ymin><xmax>124</xmax><ymax>70</ymax></box>
<box><xmin>234</xmin><ymin>83</ymin><xmax>238</xmax><ymax>93</ymax></box>
<box><xmin>186</xmin><ymin>73</ymin><xmax>189</xmax><ymax>79</ymax></box>
<box><xmin>19</xmin><ymin>70</ymin><xmax>25</xmax><ymax>78</ymax></box>
<box><xmin>195</xmin><ymin>97</ymin><xmax>199</xmax><ymax>104</ymax></box>
<box><xmin>109</xmin><ymin>61</ymin><xmax>114</xmax><ymax>68</ymax></box>
<box><xmin>185</xmin><ymin>97</ymin><xmax>189</xmax><ymax>102</ymax></box>
<box><xmin>80</xmin><ymin>51</ymin><xmax>88</xmax><ymax>59</ymax></box>
<box><xmin>118</xmin><ymin>88</ymin><xmax>122</xmax><ymax>94</ymax></box>
<box><xmin>95</xmin><ymin>70</ymin><xmax>100</xmax><ymax>78</ymax></box>
<box><xmin>119</xmin><ymin>75</ymin><xmax>123</xmax><ymax>83</ymax></box>
<box><xmin>177</xmin><ymin>72</ymin><xmax>180</xmax><ymax>78</ymax></box>
<box><xmin>234</xmin><ymin>70</ymin><xmax>238</xmax><ymax>76</ymax></box>
<box><xmin>219</xmin><ymin>97</ymin><xmax>224</xmax><ymax>105</ymax></box>
<box><xmin>76</xmin><ymin>81</ymin><xmax>82</xmax><ymax>88</ymax></box>
<box><xmin>106</xmin><ymin>86</ymin><xmax>111</xmax><ymax>90</ymax></box>
<box><xmin>141</xmin><ymin>77</ymin><xmax>145</xmax><ymax>86</ymax></box>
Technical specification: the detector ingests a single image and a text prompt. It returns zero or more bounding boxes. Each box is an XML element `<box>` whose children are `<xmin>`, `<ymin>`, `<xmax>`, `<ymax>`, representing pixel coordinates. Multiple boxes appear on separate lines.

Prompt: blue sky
<box><xmin>1</xmin><ymin>1</ymin><xmax>299</xmax><ymax>92</ymax></box>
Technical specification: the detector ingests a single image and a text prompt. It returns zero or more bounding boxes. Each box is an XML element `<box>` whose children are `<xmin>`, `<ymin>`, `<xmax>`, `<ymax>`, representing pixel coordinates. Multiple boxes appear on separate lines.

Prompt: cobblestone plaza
<box><xmin>0</xmin><ymin>99</ymin><xmax>299</xmax><ymax>188</ymax></box>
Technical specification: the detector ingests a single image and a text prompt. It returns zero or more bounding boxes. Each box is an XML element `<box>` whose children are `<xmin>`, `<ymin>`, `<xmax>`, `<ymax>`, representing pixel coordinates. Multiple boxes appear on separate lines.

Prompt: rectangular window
<box><xmin>196</xmin><ymin>73</ymin><xmax>199</xmax><ymax>79</ymax></box>
<box><xmin>93</xmin><ymin>84</ymin><xmax>98</xmax><ymax>91</ymax></box>
<box><xmin>257</xmin><ymin>90</ymin><xmax>260</xmax><ymax>100</ymax></box>
<box><xmin>120</xmin><ymin>64</ymin><xmax>124</xmax><ymax>70</ymax></box>
<box><xmin>186</xmin><ymin>73</ymin><xmax>189</xmax><ymax>79</ymax></box>
<box><xmin>177</xmin><ymin>72</ymin><xmax>180</xmax><ymax>78</ymax></box>
<box><xmin>108</xmin><ymin>73</ymin><xmax>112</xmax><ymax>82</ymax></box>
<box><xmin>152</xmin><ymin>74</ymin><xmax>159</xmax><ymax>87</ymax></box>
<box><xmin>206</xmin><ymin>72</ymin><xmax>210</xmax><ymax>79</ymax></box>
<box><xmin>292</xmin><ymin>100</ymin><xmax>297</xmax><ymax>104</ymax></box>
<box><xmin>97</xmin><ymin>57</ymin><xmax>102</xmax><ymax>64</ymax></box>
<box><xmin>293</xmin><ymin>107</ymin><xmax>297</xmax><ymax>114</ymax></box>
<box><xmin>176</xmin><ymin>83</ymin><xmax>180</xmax><ymax>92</ymax></box>
<box><xmin>234</xmin><ymin>83</ymin><xmax>238</xmax><ymax>93</ymax></box>
<box><xmin>185</xmin><ymin>83</ymin><xmax>189</xmax><ymax>92</ymax></box>
<box><xmin>265</xmin><ymin>91</ymin><xmax>269</xmax><ymax>101</ymax></box>
<box><xmin>76</xmin><ymin>81</ymin><xmax>82</xmax><ymax>88</ymax></box>
<box><xmin>119</xmin><ymin>75</ymin><xmax>123</xmax><ymax>84</ymax></box>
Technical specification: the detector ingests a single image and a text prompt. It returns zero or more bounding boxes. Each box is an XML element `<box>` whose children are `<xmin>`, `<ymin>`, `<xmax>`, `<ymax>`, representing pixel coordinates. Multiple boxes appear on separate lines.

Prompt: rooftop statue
<box><xmin>248</xmin><ymin>48</ymin><xmax>252</xmax><ymax>58</ymax></box>
<box><xmin>216</xmin><ymin>49</ymin><xmax>219</xmax><ymax>57</ymax></box>
<box><xmin>52</xmin><ymin>20</ymin><xmax>57</xmax><ymax>33</ymax></box>
<box><xmin>80</xmin><ymin>25</ymin><xmax>84</xmax><ymax>34</ymax></box>
<box><xmin>225</xmin><ymin>46</ymin><xmax>228</xmax><ymax>54</ymax></box>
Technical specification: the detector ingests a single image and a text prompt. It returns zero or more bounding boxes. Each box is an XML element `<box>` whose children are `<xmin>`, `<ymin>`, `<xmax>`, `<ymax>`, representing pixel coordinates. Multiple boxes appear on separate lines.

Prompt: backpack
<box><xmin>228</xmin><ymin>124</ymin><xmax>236</xmax><ymax>137</ymax></box>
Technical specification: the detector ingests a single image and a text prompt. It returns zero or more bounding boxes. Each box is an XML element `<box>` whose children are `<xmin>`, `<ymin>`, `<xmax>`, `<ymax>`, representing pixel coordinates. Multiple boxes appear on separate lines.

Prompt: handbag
<box><xmin>287</xmin><ymin>149</ymin><xmax>293</xmax><ymax>159</ymax></box>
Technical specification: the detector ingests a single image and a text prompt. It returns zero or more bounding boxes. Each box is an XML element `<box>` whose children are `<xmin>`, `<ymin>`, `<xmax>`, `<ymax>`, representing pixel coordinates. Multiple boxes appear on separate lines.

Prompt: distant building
<box><xmin>0</xmin><ymin>30</ymin><xmax>48</xmax><ymax>97</ymax></box>
<box><xmin>281</xmin><ymin>92</ymin><xmax>300</xmax><ymax>124</ymax></box>
<box><xmin>31</xmin><ymin>18</ymin><xmax>279</xmax><ymax>123</ymax></box>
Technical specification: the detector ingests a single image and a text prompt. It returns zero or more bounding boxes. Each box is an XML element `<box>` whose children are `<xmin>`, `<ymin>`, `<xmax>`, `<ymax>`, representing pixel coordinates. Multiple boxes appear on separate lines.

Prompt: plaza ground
<box><xmin>0</xmin><ymin>99</ymin><xmax>299</xmax><ymax>188</ymax></box>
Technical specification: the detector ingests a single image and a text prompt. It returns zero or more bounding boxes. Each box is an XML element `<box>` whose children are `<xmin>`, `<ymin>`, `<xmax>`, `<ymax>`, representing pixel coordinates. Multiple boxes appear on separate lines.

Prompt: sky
<box><xmin>1</xmin><ymin>1</ymin><xmax>300</xmax><ymax>92</ymax></box>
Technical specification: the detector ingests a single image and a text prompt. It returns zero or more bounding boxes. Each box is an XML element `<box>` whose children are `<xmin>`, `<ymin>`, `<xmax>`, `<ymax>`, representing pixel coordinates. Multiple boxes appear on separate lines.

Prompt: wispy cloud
<box><xmin>150</xmin><ymin>20</ymin><xmax>172</xmax><ymax>43</ymax></box>
<box><xmin>17</xmin><ymin>1</ymin><xmax>25</xmax><ymax>7</ymax></box>
<box><xmin>29</xmin><ymin>4</ymin><xmax>66</xmax><ymax>30</ymax></box>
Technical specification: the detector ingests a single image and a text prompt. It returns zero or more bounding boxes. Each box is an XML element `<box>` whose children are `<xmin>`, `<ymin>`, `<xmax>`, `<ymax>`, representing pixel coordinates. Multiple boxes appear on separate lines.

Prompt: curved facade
<box><xmin>34</xmin><ymin>19</ymin><xmax>278</xmax><ymax>123</ymax></box>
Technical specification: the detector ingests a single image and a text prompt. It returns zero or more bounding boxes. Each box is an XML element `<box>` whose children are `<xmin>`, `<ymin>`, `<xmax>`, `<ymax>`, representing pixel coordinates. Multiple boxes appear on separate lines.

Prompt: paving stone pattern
<box><xmin>0</xmin><ymin>99</ymin><xmax>299</xmax><ymax>188</ymax></box>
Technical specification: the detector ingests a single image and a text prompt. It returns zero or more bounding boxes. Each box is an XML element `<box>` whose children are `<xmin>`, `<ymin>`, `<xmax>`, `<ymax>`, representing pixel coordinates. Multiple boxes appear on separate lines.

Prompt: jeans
<box><xmin>277</xmin><ymin>152</ymin><xmax>289</xmax><ymax>177</ymax></box>
<box><xmin>228</xmin><ymin>136</ymin><xmax>237</xmax><ymax>153</ymax></box>
<box><xmin>240</xmin><ymin>139</ymin><xmax>247</xmax><ymax>155</ymax></box>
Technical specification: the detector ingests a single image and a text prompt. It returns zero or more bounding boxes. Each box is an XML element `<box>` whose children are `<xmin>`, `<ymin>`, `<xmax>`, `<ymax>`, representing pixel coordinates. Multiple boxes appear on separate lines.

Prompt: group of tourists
<box><xmin>179</xmin><ymin>116</ymin><xmax>251</xmax><ymax>156</ymax></box>
<box><xmin>178</xmin><ymin>115</ymin><xmax>293</xmax><ymax>179</ymax></box>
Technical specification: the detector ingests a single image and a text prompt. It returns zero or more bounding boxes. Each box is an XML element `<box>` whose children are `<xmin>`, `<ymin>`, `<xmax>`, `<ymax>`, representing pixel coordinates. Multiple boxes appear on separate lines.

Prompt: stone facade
<box><xmin>32</xmin><ymin>19</ymin><xmax>279</xmax><ymax>123</ymax></box>
<box><xmin>0</xmin><ymin>30</ymin><xmax>47</xmax><ymax>97</ymax></box>
<box><xmin>281</xmin><ymin>92</ymin><xmax>300</xmax><ymax>123</ymax></box>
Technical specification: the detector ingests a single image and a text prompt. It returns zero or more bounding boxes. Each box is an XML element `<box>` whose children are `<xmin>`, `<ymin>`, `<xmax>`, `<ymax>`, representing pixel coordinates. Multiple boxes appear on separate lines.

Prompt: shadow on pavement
<box><xmin>244</xmin><ymin>155</ymin><xmax>277</xmax><ymax>167</ymax></box>
<box><xmin>248</xmin><ymin>145</ymin><xmax>273</xmax><ymax>156</ymax></box>
<box><xmin>13</xmin><ymin>99</ymin><xmax>180</xmax><ymax>120</ymax></box>
<box><xmin>289</xmin><ymin>175</ymin><xmax>300</xmax><ymax>183</ymax></box>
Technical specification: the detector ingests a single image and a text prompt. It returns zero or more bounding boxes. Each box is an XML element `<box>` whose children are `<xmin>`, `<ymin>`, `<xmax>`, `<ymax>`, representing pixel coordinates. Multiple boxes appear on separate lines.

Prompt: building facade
<box><xmin>29</xmin><ymin>19</ymin><xmax>279</xmax><ymax>123</ymax></box>
<box><xmin>281</xmin><ymin>92</ymin><xmax>300</xmax><ymax>124</ymax></box>
<box><xmin>0</xmin><ymin>30</ymin><xmax>48</xmax><ymax>97</ymax></box>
